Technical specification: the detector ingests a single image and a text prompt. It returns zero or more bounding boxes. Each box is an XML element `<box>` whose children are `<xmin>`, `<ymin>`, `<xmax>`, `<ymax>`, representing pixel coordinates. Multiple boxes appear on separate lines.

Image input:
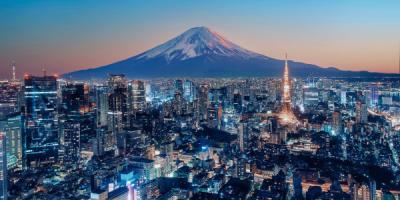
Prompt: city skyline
<box><xmin>1</xmin><ymin>0</ymin><xmax>400</xmax><ymax>79</ymax></box>
<box><xmin>2</xmin><ymin>2</ymin><xmax>400</xmax><ymax>199</ymax></box>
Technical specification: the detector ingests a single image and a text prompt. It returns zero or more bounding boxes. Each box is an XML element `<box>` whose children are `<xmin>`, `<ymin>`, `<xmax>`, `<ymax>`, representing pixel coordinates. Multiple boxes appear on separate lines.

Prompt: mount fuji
<box><xmin>64</xmin><ymin>26</ymin><xmax>395</xmax><ymax>79</ymax></box>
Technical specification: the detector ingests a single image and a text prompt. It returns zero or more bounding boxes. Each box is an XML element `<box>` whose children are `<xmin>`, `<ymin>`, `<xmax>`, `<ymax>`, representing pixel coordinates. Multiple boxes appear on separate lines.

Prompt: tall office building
<box><xmin>60</xmin><ymin>119</ymin><xmax>80</xmax><ymax>168</ymax></box>
<box><xmin>303</xmin><ymin>87</ymin><xmax>319</xmax><ymax>107</ymax></box>
<box><xmin>61</xmin><ymin>83</ymin><xmax>88</xmax><ymax>118</ymax></box>
<box><xmin>95</xmin><ymin>85</ymin><xmax>109</xmax><ymax>127</ymax></box>
<box><xmin>108</xmin><ymin>74</ymin><xmax>127</xmax><ymax>92</ymax></box>
<box><xmin>355</xmin><ymin>101</ymin><xmax>368</xmax><ymax>124</ymax></box>
<box><xmin>198</xmin><ymin>84</ymin><xmax>209</xmax><ymax>121</ymax></box>
<box><xmin>0</xmin><ymin>133</ymin><xmax>7</xmax><ymax>200</ymax></box>
<box><xmin>128</xmin><ymin>80</ymin><xmax>146</xmax><ymax>112</ymax></box>
<box><xmin>183</xmin><ymin>80</ymin><xmax>195</xmax><ymax>102</ymax></box>
<box><xmin>233</xmin><ymin>92</ymin><xmax>242</xmax><ymax>113</ymax></box>
<box><xmin>340</xmin><ymin>90</ymin><xmax>347</xmax><ymax>105</ymax></box>
<box><xmin>238</xmin><ymin>122</ymin><xmax>248</xmax><ymax>152</ymax></box>
<box><xmin>370</xmin><ymin>85</ymin><xmax>378</xmax><ymax>107</ymax></box>
<box><xmin>174</xmin><ymin>80</ymin><xmax>184</xmax><ymax>94</ymax></box>
<box><xmin>108</xmin><ymin>90</ymin><xmax>127</xmax><ymax>133</ymax></box>
<box><xmin>107</xmin><ymin>75</ymin><xmax>128</xmax><ymax>148</ymax></box>
<box><xmin>369</xmin><ymin>180</ymin><xmax>376</xmax><ymax>200</ymax></box>
<box><xmin>0</xmin><ymin>81</ymin><xmax>20</xmax><ymax>119</ymax></box>
<box><xmin>0</xmin><ymin>113</ymin><xmax>22</xmax><ymax>166</ymax></box>
<box><xmin>173</xmin><ymin>91</ymin><xmax>184</xmax><ymax>116</ymax></box>
<box><xmin>60</xmin><ymin>82</ymin><xmax>87</xmax><ymax>167</ymax></box>
<box><xmin>23</xmin><ymin>75</ymin><xmax>59</xmax><ymax>167</ymax></box>
<box><xmin>92</xmin><ymin>127</ymin><xmax>105</xmax><ymax>156</ymax></box>
<box><xmin>332</xmin><ymin>111</ymin><xmax>342</xmax><ymax>135</ymax></box>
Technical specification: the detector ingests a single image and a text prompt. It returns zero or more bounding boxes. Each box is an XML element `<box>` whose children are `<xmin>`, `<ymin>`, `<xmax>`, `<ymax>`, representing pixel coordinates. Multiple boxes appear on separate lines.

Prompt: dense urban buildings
<box><xmin>0</xmin><ymin>133</ymin><xmax>7</xmax><ymax>200</ymax></box>
<box><xmin>3</xmin><ymin>0</ymin><xmax>400</xmax><ymax>199</ymax></box>
<box><xmin>0</xmin><ymin>59</ymin><xmax>398</xmax><ymax>200</ymax></box>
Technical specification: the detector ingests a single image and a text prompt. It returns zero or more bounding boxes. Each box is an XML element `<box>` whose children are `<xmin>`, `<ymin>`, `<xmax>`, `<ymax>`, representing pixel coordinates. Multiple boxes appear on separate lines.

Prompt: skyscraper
<box><xmin>59</xmin><ymin>82</ymin><xmax>87</xmax><ymax>167</ymax></box>
<box><xmin>340</xmin><ymin>90</ymin><xmax>347</xmax><ymax>105</ymax></box>
<box><xmin>107</xmin><ymin>75</ymin><xmax>128</xmax><ymax>149</ymax></box>
<box><xmin>174</xmin><ymin>80</ymin><xmax>184</xmax><ymax>94</ymax></box>
<box><xmin>0</xmin><ymin>133</ymin><xmax>7</xmax><ymax>200</ymax></box>
<box><xmin>60</xmin><ymin>119</ymin><xmax>80</xmax><ymax>168</ymax></box>
<box><xmin>0</xmin><ymin>81</ymin><xmax>20</xmax><ymax>119</ymax></box>
<box><xmin>332</xmin><ymin>111</ymin><xmax>342</xmax><ymax>135</ymax></box>
<box><xmin>370</xmin><ymin>85</ymin><xmax>378</xmax><ymax>107</ymax></box>
<box><xmin>128</xmin><ymin>80</ymin><xmax>146</xmax><ymax>112</ymax></box>
<box><xmin>95</xmin><ymin>85</ymin><xmax>109</xmax><ymax>127</ymax></box>
<box><xmin>355</xmin><ymin>101</ymin><xmax>368</xmax><ymax>124</ymax></box>
<box><xmin>0</xmin><ymin>113</ymin><xmax>22</xmax><ymax>167</ymax></box>
<box><xmin>198</xmin><ymin>84</ymin><xmax>209</xmax><ymax>121</ymax></box>
<box><xmin>183</xmin><ymin>80</ymin><xmax>195</xmax><ymax>102</ymax></box>
<box><xmin>369</xmin><ymin>180</ymin><xmax>376</xmax><ymax>200</ymax></box>
<box><xmin>22</xmin><ymin>75</ymin><xmax>59</xmax><ymax>167</ymax></box>
<box><xmin>61</xmin><ymin>82</ymin><xmax>87</xmax><ymax>118</ymax></box>
<box><xmin>108</xmin><ymin>89</ymin><xmax>127</xmax><ymax>133</ymax></box>
<box><xmin>238</xmin><ymin>122</ymin><xmax>248</xmax><ymax>152</ymax></box>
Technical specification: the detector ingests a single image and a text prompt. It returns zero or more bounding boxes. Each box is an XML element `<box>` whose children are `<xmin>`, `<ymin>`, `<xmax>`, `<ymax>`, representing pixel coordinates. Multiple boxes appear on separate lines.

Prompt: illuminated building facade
<box><xmin>23</xmin><ymin>75</ymin><xmax>59</xmax><ymax>167</ymax></box>
<box><xmin>107</xmin><ymin>75</ymin><xmax>128</xmax><ymax>148</ymax></box>
<box><xmin>95</xmin><ymin>85</ymin><xmax>109</xmax><ymax>127</ymax></box>
<box><xmin>128</xmin><ymin>80</ymin><xmax>146</xmax><ymax>112</ymax></box>
<box><xmin>0</xmin><ymin>113</ymin><xmax>22</xmax><ymax>166</ymax></box>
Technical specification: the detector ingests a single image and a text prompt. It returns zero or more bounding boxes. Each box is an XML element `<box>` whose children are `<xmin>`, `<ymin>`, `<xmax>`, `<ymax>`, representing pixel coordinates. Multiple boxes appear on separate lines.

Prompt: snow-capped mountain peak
<box><xmin>65</xmin><ymin>26</ymin><xmax>389</xmax><ymax>79</ymax></box>
<box><xmin>137</xmin><ymin>26</ymin><xmax>260</xmax><ymax>62</ymax></box>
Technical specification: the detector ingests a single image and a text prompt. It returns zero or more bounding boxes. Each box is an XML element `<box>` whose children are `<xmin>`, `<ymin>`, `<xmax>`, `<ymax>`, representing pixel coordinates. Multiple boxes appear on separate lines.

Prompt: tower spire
<box><xmin>11</xmin><ymin>60</ymin><xmax>16</xmax><ymax>81</ymax></box>
<box><xmin>278</xmin><ymin>52</ymin><xmax>298</xmax><ymax>124</ymax></box>
<box><xmin>285</xmin><ymin>52</ymin><xmax>288</xmax><ymax>71</ymax></box>
<box><xmin>283</xmin><ymin>53</ymin><xmax>290</xmax><ymax>103</ymax></box>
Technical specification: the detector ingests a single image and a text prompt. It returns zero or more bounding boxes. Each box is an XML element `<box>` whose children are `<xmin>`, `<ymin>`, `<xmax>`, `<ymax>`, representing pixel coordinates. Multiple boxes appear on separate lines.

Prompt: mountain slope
<box><xmin>64</xmin><ymin>26</ymin><xmax>397</xmax><ymax>79</ymax></box>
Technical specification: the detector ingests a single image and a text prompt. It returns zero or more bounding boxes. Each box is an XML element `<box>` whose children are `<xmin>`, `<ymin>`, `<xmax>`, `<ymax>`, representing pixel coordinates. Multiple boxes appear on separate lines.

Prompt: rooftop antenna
<box><xmin>42</xmin><ymin>68</ymin><xmax>47</xmax><ymax>77</ymax></box>
<box><xmin>398</xmin><ymin>41</ymin><xmax>400</xmax><ymax>74</ymax></box>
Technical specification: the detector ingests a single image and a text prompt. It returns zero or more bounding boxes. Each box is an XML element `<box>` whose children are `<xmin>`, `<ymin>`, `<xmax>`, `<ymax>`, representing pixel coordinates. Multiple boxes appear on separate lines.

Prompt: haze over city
<box><xmin>1</xmin><ymin>0</ymin><xmax>400</xmax><ymax>78</ymax></box>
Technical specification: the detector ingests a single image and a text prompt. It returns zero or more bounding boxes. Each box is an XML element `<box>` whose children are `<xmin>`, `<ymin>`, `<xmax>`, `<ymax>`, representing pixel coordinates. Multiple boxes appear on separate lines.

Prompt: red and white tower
<box><xmin>282</xmin><ymin>53</ymin><xmax>291</xmax><ymax>113</ymax></box>
<box><xmin>279</xmin><ymin>53</ymin><xmax>297</xmax><ymax>123</ymax></box>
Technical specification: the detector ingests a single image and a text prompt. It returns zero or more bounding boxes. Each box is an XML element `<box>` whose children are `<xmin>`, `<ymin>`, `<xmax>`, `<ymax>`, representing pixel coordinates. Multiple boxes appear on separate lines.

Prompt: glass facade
<box><xmin>23</xmin><ymin>75</ymin><xmax>59</xmax><ymax>167</ymax></box>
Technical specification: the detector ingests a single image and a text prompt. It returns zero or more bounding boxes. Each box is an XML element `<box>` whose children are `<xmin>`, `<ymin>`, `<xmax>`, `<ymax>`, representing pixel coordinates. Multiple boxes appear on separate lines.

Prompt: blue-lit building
<box><xmin>60</xmin><ymin>83</ymin><xmax>87</xmax><ymax>168</ymax></box>
<box><xmin>107</xmin><ymin>75</ymin><xmax>128</xmax><ymax>144</ymax></box>
<box><xmin>0</xmin><ymin>113</ymin><xmax>23</xmax><ymax>167</ymax></box>
<box><xmin>183</xmin><ymin>80</ymin><xmax>195</xmax><ymax>102</ymax></box>
<box><xmin>128</xmin><ymin>80</ymin><xmax>146</xmax><ymax>112</ymax></box>
<box><xmin>174</xmin><ymin>80</ymin><xmax>184</xmax><ymax>94</ymax></box>
<box><xmin>22</xmin><ymin>75</ymin><xmax>59</xmax><ymax>167</ymax></box>
<box><xmin>60</xmin><ymin>119</ymin><xmax>80</xmax><ymax>168</ymax></box>
<box><xmin>61</xmin><ymin>82</ymin><xmax>87</xmax><ymax>118</ymax></box>
<box><xmin>95</xmin><ymin>85</ymin><xmax>109</xmax><ymax>127</ymax></box>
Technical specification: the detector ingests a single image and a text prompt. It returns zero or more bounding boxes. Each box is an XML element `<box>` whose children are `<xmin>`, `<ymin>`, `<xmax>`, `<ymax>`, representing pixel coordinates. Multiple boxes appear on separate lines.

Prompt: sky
<box><xmin>1</xmin><ymin>0</ymin><xmax>400</xmax><ymax>79</ymax></box>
